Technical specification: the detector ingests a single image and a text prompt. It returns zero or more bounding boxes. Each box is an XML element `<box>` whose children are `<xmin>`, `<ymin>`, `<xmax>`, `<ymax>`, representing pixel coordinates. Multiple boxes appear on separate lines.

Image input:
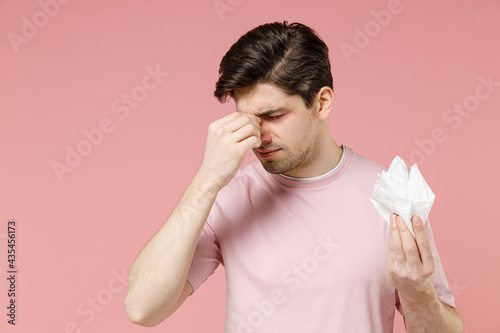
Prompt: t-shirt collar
<box><xmin>268</xmin><ymin>144</ymin><xmax>352</xmax><ymax>188</ymax></box>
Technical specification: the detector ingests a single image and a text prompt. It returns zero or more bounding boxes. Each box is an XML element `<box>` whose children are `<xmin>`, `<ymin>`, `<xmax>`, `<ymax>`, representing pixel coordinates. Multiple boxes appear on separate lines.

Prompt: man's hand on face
<box><xmin>199</xmin><ymin>112</ymin><xmax>261</xmax><ymax>190</ymax></box>
<box><xmin>386</xmin><ymin>214</ymin><xmax>437</xmax><ymax>298</ymax></box>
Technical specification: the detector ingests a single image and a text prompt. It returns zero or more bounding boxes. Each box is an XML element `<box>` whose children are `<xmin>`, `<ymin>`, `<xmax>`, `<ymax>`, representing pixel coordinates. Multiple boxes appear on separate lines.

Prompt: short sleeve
<box><xmin>186</xmin><ymin>219</ymin><xmax>223</xmax><ymax>293</ymax></box>
<box><xmin>396</xmin><ymin>217</ymin><xmax>456</xmax><ymax>316</ymax></box>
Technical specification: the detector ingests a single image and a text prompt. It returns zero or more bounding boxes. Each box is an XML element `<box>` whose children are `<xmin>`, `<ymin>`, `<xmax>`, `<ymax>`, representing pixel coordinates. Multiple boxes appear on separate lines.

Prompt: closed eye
<box><xmin>267</xmin><ymin>114</ymin><xmax>283</xmax><ymax>120</ymax></box>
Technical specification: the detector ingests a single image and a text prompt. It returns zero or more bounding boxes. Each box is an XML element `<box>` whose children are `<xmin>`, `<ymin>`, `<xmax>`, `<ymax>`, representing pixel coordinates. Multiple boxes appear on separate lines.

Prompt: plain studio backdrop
<box><xmin>1</xmin><ymin>0</ymin><xmax>499</xmax><ymax>332</ymax></box>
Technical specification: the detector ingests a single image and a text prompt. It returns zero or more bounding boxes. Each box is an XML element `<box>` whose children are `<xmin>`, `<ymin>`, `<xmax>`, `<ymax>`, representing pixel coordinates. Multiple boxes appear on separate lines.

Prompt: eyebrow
<box><xmin>237</xmin><ymin>107</ymin><xmax>287</xmax><ymax>117</ymax></box>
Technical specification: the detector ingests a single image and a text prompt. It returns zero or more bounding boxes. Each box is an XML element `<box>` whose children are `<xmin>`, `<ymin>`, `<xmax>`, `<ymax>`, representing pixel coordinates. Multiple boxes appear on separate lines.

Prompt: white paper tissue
<box><xmin>370</xmin><ymin>156</ymin><xmax>435</xmax><ymax>237</ymax></box>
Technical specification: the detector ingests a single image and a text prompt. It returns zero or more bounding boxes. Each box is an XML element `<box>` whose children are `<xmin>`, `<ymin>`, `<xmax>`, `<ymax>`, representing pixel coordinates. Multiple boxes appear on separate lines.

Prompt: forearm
<box><xmin>125</xmin><ymin>167</ymin><xmax>220</xmax><ymax>321</ymax></box>
<box><xmin>125</xmin><ymin>111</ymin><xmax>261</xmax><ymax>325</ymax></box>
<box><xmin>399</xmin><ymin>281</ymin><xmax>463</xmax><ymax>333</ymax></box>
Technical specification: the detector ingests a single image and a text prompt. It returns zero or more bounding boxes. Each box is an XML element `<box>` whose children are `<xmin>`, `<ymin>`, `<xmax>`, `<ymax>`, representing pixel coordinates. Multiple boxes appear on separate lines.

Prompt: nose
<box><xmin>259</xmin><ymin>127</ymin><xmax>272</xmax><ymax>145</ymax></box>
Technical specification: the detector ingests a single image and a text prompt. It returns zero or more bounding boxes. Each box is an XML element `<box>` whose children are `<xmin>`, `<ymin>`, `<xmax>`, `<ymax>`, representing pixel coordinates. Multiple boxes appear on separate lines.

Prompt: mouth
<box><xmin>255</xmin><ymin>148</ymin><xmax>281</xmax><ymax>159</ymax></box>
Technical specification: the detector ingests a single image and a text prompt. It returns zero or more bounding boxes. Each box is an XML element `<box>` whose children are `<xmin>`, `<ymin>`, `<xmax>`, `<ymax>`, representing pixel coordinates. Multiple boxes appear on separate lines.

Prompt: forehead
<box><xmin>234</xmin><ymin>82</ymin><xmax>300</xmax><ymax>116</ymax></box>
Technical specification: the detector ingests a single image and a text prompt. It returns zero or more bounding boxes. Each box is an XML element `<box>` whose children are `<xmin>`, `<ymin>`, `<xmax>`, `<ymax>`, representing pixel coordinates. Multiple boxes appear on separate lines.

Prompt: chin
<box><xmin>260</xmin><ymin>161</ymin><xmax>292</xmax><ymax>174</ymax></box>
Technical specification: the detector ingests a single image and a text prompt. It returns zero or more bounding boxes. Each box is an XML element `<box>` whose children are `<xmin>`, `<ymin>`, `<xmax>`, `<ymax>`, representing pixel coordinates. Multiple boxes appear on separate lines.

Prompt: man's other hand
<box><xmin>387</xmin><ymin>214</ymin><xmax>437</xmax><ymax>295</ymax></box>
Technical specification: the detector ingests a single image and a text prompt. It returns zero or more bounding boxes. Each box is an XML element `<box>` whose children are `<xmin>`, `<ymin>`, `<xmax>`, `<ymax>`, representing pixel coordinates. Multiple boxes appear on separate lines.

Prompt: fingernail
<box><xmin>390</xmin><ymin>214</ymin><xmax>397</xmax><ymax>227</ymax></box>
<box><xmin>413</xmin><ymin>216</ymin><xmax>422</xmax><ymax>226</ymax></box>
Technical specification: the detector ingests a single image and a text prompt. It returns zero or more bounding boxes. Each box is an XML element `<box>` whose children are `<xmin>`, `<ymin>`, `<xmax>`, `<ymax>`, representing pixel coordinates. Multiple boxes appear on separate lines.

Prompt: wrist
<box><xmin>398</xmin><ymin>279</ymin><xmax>440</xmax><ymax>313</ymax></box>
<box><xmin>194</xmin><ymin>166</ymin><xmax>224</xmax><ymax>195</ymax></box>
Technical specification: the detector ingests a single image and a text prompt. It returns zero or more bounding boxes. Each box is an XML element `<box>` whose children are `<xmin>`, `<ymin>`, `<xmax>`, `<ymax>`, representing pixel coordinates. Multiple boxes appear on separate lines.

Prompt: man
<box><xmin>125</xmin><ymin>21</ymin><xmax>463</xmax><ymax>332</ymax></box>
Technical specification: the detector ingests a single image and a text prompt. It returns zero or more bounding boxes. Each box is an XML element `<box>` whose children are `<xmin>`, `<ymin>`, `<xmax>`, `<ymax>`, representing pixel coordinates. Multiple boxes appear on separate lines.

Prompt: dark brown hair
<box><xmin>214</xmin><ymin>21</ymin><xmax>333</xmax><ymax>109</ymax></box>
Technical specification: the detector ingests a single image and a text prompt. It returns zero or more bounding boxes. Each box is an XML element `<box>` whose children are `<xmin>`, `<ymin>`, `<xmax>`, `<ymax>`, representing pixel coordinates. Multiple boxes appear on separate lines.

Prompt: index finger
<box><xmin>412</xmin><ymin>216</ymin><xmax>435</xmax><ymax>268</ymax></box>
<box><xmin>213</xmin><ymin>111</ymin><xmax>244</xmax><ymax>126</ymax></box>
<box><xmin>239</xmin><ymin>111</ymin><xmax>261</xmax><ymax>126</ymax></box>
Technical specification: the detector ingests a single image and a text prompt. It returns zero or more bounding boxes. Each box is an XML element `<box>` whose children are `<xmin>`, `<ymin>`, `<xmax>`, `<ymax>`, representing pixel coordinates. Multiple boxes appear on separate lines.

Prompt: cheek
<box><xmin>276</xmin><ymin>120</ymin><xmax>304</xmax><ymax>146</ymax></box>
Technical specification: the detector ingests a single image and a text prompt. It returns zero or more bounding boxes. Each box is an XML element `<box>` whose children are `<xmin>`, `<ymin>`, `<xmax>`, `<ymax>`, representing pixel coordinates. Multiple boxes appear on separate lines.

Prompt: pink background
<box><xmin>1</xmin><ymin>0</ymin><xmax>499</xmax><ymax>332</ymax></box>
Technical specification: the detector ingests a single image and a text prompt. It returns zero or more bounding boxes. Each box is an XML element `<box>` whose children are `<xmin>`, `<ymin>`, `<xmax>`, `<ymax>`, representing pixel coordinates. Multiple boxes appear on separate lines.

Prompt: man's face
<box><xmin>234</xmin><ymin>82</ymin><xmax>322</xmax><ymax>176</ymax></box>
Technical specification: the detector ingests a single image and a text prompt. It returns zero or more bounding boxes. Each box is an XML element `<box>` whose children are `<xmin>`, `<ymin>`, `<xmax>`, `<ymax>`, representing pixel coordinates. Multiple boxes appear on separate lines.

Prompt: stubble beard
<box><xmin>257</xmin><ymin>117</ymin><xmax>320</xmax><ymax>175</ymax></box>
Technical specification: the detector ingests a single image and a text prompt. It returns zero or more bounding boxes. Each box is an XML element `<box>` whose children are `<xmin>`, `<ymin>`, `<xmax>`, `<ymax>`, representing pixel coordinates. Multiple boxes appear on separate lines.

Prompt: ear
<box><xmin>314</xmin><ymin>87</ymin><xmax>334</xmax><ymax>120</ymax></box>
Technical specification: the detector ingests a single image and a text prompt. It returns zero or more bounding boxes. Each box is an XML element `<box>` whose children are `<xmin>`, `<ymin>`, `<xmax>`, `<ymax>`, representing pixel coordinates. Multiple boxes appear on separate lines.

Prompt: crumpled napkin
<box><xmin>370</xmin><ymin>156</ymin><xmax>435</xmax><ymax>237</ymax></box>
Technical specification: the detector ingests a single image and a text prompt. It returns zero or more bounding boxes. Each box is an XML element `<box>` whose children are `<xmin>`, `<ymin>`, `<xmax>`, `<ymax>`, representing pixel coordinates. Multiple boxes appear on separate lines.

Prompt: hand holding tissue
<box><xmin>370</xmin><ymin>156</ymin><xmax>435</xmax><ymax>237</ymax></box>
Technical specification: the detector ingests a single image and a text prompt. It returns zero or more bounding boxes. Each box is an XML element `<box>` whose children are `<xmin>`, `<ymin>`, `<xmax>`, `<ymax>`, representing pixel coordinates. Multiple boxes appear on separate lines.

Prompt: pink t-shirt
<box><xmin>187</xmin><ymin>145</ymin><xmax>455</xmax><ymax>332</ymax></box>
